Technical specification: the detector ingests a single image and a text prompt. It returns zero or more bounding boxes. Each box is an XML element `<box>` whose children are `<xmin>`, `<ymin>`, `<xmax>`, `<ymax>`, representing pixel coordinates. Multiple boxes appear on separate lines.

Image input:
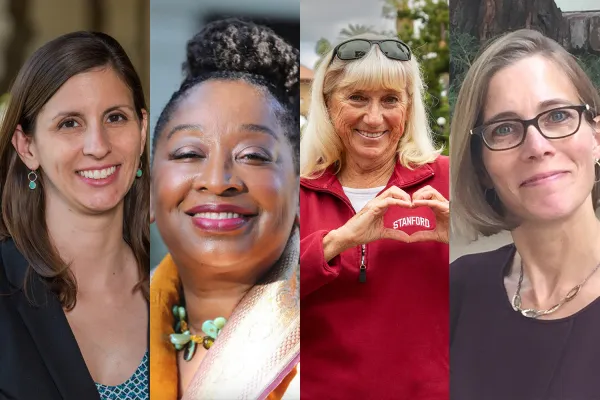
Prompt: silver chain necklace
<box><xmin>511</xmin><ymin>260</ymin><xmax>600</xmax><ymax>319</ymax></box>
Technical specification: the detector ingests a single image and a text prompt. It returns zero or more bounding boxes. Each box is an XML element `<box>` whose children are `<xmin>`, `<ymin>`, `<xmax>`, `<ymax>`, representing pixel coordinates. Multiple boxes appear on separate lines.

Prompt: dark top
<box><xmin>0</xmin><ymin>239</ymin><xmax>100</xmax><ymax>399</ymax></box>
<box><xmin>451</xmin><ymin>244</ymin><xmax>600</xmax><ymax>400</ymax></box>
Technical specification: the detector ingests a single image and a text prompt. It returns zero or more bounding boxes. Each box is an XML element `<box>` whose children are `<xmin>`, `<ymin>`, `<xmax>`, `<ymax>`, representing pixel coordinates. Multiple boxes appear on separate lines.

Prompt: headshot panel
<box><xmin>300</xmin><ymin>0</ymin><xmax>450</xmax><ymax>398</ymax></box>
<box><xmin>449</xmin><ymin>0</ymin><xmax>600</xmax><ymax>399</ymax></box>
<box><xmin>149</xmin><ymin>1</ymin><xmax>300</xmax><ymax>398</ymax></box>
<box><xmin>0</xmin><ymin>1</ymin><xmax>150</xmax><ymax>399</ymax></box>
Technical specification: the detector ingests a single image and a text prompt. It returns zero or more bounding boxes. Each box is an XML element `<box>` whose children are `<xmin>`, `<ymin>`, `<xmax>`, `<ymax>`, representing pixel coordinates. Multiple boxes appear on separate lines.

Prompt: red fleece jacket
<box><xmin>300</xmin><ymin>156</ymin><xmax>449</xmax><ymax>400</ymax></box>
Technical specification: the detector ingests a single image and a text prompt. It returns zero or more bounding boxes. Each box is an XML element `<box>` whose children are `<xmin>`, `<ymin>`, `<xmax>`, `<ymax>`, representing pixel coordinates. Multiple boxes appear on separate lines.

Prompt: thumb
<box><xmin>382</xmin><ymin>228</ymin><xmax>412</xmax><ymax>243</ymax></box>
<box><xmin>409</xmin><ymin>229</ymin><xmax>445</xmax><ymax>244</ymax></box>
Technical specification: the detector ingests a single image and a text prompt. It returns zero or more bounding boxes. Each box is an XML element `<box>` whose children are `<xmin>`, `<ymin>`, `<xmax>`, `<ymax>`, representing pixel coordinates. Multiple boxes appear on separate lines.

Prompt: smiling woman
<box><xmin>450</xmin><ymin>29</ymin><xmax>600</xmax><ymax>400</ymax></box>
<box><xmin>149</xmin><ymin>18</ymin><xmax>300</xmax><ymax>400</ymax></box>
<box><xmin>0</xmin><ymin>32</ymin><xmax>149</xmax><ymax>400</ymax></box>
<box><xmin>299</xmin><ymin>34</ymin><xmax>449</xmax><ymax>399</ymax></box>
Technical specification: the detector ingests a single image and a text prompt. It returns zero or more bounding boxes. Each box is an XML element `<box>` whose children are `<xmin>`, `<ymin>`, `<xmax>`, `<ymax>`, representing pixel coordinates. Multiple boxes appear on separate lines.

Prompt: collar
<box><xmin>2</xmin><ymin>239</ymin><xmax>30</xmax><ymax>290</ymax></box>
<box><xmin>0</xmin><ymin>239</ymin><xmax>100</xmax><ymax>399</ymax></box>
<box><xmin>300</xmin><ymin>159</ymin><xmax>435</xmax><ymax>195</ymax></box>
<box><xmin>149</xmin><ymin>253</ymin><xmax>180</xmax><ymax>400</ymax></box>
<box><xmin>149</xmin><ymin>251</ymin><xmax>299</xmax><ymax>400</ymax></box>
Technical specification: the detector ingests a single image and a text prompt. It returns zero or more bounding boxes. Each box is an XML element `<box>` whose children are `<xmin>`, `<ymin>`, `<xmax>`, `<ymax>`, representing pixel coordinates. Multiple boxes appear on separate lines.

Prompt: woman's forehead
<box><xmin>483</xmin><ymin>56</ymin><xmax>580</xmax><ymax>120</ymax></box>
<box><xmin>175</xmin><ymin>81</ymin><xmax>278</xmax><ymax>123</ymax></box>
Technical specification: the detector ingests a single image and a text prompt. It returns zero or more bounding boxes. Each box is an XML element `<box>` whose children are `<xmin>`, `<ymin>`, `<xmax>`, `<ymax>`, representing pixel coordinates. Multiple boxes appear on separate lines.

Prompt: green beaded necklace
<box><xmin>170</xmin><ymin>304</ymin><xmax>227</xmax><ymax>362</ymax></box>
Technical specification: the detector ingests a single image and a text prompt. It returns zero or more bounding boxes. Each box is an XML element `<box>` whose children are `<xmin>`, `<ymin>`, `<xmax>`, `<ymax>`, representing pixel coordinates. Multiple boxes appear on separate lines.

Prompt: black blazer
<box><xmin>0</xmin><ymin>239</ymin><xmax>100</xmax><ymax>400</ymax></box>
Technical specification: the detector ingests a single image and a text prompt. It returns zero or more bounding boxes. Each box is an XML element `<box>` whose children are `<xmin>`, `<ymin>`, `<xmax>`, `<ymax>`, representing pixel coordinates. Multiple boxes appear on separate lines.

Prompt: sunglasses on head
<box><xmin>328</xmin><ymin>39</ymin><xmax>412</xmax><ymax>66</ymax></box>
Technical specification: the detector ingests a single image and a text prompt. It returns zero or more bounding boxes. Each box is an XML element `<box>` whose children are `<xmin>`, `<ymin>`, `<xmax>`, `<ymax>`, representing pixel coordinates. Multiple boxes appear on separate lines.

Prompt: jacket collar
<box><xmin>300</xmin><ymin>159</ymin><xmax>435</xmax><ymax>195</ymax></box>
<box><xmin>1</xmin><ymin>239</ymin><xmax>100</xmax><ymax>400</ymax></box>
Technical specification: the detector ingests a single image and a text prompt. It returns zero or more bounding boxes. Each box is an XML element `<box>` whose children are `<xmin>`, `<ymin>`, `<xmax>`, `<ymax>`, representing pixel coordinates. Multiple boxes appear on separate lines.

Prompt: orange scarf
<box><xmin>150</xmin><ymin>254</ymin><xmax>297</xmax><ymax>399</ymax></box>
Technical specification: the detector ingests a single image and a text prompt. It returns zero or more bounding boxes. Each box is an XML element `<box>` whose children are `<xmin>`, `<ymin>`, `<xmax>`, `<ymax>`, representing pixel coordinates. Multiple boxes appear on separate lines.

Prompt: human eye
<box><xmin>491</xmin><ymin>122</ymin><xmax>517</xmax><ymax>137</ymax></box>
<box><xmin>237</xmin><ymin>148</ymin><xmax>272</xmax><ymax>165</ymax></box>
<box><xmin>169</xmin><ymin>148</ymin><xmax>205</xmax><ymax>161</ymax></box>
<box><xmin>349</xmin><ymin>94</ymin><xmax>367</xmax><ymax>102</ymax></box>
<box><xmin>58</xmin><ymin>119</ymin><xmax>82</xmax><ymax>130</ymax></box>
<box><xmin>545</xmin><ymin>109</ymin><xmax>573</xmax><ymax>124</ymax></box>
<box><xmin>382</xmin><ymin>96</ymin><xmax>399</xmax><ymax>105</ymax></box>
<box><xmin>107</xmin><ymin>113</ymin><xmax>128</xmax><ymax>124</ymax></box>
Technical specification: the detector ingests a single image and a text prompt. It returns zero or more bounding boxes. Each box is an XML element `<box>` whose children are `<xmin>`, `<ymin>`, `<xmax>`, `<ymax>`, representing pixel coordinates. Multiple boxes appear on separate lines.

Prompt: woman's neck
<box><xmin>45</xmin><ymin>196</ymin><xmax>131</xmax><ymax>295</ymax></box>
<box><xmin>172</xmin><ymin>251</ymin><xmax>279</xmax><ymax>334</ymax></box>
<box><xmin>338</xmin><ymin>154</ymin><xmax>396</xmax><ymax>188</ymax></box>
<box><xmin>511</xmin><ymin>203</ymin><xmax>600</xmax><ymax>301</ymax></box>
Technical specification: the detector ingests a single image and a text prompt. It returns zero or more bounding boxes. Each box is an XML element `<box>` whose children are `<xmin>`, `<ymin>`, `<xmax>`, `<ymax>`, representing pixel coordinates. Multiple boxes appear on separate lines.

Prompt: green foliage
<box><xmin>448</xmin><ymin>32</ymin><xmax>479</xmax><ymax>112</ymax></box>
<box><xmin>448</xmin><ymin>33</ymin><xmax>600</xmax><ymax>117</ymax></box>
<box><xmin>314</xmin><ymin>38</ymin><xmax>333</xmax><ymax>68</ymax></box>
<box><xmin>577</xmin><ymin>53</ymin><xmax>600</xmax><ymax>91</ymax></box>
<box><xmin>394</xmin><ymin>0</ymin><xmax>450</xmax><ymax>154</ymax></box>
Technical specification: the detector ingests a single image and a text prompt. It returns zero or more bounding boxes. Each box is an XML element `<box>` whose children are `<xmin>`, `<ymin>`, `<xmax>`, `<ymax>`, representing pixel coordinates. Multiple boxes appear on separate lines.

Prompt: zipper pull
<box><xmin>359</xmin><ymin>244</ymin><xmax>367</xmax><ymax>283</ymax></box>
<box><xmin>359</xmin><ymin>264</ymin><xmax>367</xmax><ymax>283</ymax></box>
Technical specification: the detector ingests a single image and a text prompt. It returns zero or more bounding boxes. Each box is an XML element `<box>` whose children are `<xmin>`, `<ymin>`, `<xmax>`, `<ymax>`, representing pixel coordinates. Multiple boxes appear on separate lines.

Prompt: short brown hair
<box><xmin>450</xmin><ymin>29</ymin><xmax>600</xmax><ymax>238</ymax></box>
<box><xmin>0</xmin><ymin>31</ymin><xmax>149</xmax><ymax>309</ymax></box>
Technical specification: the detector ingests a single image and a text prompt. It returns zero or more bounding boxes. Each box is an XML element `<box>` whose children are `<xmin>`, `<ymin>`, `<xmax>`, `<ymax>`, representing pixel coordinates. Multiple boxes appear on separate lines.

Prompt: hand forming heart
<box><xmin>336</xmin><ymin>185</ymin><xmax>449</xmax><ymax>248</ymax></box>
<box><xmin>408</xmin><ymin>185</ymin><xmax>449</xmax><ymax>244</ymax></box>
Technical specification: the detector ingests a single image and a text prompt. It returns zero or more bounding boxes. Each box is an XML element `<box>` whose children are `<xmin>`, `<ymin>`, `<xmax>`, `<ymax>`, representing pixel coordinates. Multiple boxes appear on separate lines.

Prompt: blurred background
<box><xmin>149</xmin><ymin>0</ymin><xmax>300</xmax><ymax>270</ymax></box>
<box><xmin>0</xmin><ymin>0</ymin><xmax>149</xmax><ymax>111</ymax></box>
<box><xmin>449</xmin><ymin>0</ymin><xmax>600</xmax><ymax>261</ymax></box>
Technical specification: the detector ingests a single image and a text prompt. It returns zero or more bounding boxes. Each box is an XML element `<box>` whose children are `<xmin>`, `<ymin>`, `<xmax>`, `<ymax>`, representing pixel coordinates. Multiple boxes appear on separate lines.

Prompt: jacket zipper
<box><xmin>302</xmin><ymin>170</ymin><xmax>435</xmax><ymax>285</ymax></box>
<box><xmin>359</xmin><ymin>244</ymin><xmax>367</xmax><ymax>283</ymax></box>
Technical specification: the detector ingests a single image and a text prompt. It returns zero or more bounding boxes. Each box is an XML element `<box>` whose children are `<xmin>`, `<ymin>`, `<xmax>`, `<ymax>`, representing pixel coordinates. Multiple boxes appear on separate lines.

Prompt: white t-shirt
<box><xmin>342</xmin><ymin>185</ymin><xmax>386</xmax><ymax>213</ymax></box>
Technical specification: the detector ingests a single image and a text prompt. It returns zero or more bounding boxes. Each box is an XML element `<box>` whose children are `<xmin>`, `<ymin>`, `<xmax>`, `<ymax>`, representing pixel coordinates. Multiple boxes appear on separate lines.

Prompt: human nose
<box><xmin>196</xmin><ymin>153</ymin><xmax>245</xmax><ymax>195</ymax></box>
<box><xmin>83</xmin><ymin>122</ymin><xmax>111</xmax><ymax>158</ymax></box>
<box><xmin>363</xmin><ymin>102</ymin><xmax>384</xmax><ymax>127</ymax></box>
<box><xmin>519</xmin><ymin>123</ymin><xmax>556</xmax><ymax>161</ymax></box>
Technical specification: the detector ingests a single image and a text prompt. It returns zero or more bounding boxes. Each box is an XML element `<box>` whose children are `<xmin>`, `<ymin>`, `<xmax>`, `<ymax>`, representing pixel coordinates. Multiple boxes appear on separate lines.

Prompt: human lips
<box><xmin>520</xmin><ymin>171</ymin><xmax>569</xmax><ymax>187</ymax></box>
<box><xmin>185</xmin><ymin>203</ymin><xmax>258</xmax><ymax>232</ymax></box>
<box><xmin>355</xmin><ymin>129</ymin><xmax>387</xmax><ymax>139</ymax></box>
<box><xmin>77</xmin><ymin>165</ymin><xmax>119</xmax><ymax>179</ymax></box>
<box><xmin>76</xmin><ymin>164</ymin><xmax>121</xmax><ymax>186</ymax></box>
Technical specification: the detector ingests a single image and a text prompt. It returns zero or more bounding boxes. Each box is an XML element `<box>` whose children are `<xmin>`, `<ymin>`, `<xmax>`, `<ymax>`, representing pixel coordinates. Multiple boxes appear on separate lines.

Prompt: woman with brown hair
<box><xmin>0</xmin><ymin>31</ymin><xmax>149</xmax><ymax>399</ymax></box>
<box><xmin>150</xmin><ymin>19</ymin><xmax>299</xmax><ymax>399</ymax></box>
<box><xmin>451</xmin><ymin>29</ymin><xmax>600</xmax><ymax>399</ymax></box>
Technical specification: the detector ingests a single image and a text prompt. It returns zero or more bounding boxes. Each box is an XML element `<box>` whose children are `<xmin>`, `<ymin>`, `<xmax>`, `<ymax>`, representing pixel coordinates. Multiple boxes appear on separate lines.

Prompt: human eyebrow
<box><xmin>538</xmin><ymin>98</ymin><xmax>576</xmax><ymax>110</ymax></box>
<box><xmin>103</xmin><ymin>105</ymin><xmax>136</xmax><ymax>116</ymax></box>
<box><xmin>485</xmin><ymin>99</ymin><xmax>577</xmax><ymax>124</ymax></box>
<box><xmin>484</xmin><ymin>111</ymin><xmax>521</xmax><ymax>124</ymax></box>
<box><xmin>166</xmin><ymin>124</ymin><xmax>204</xmax><ymax>140</ymax></box>
<box><xmin>52</xmin><ymin>105</ymin><xmax>136</xmax><ymax>122</ymax></box>
<box><xmin>240</xmin><ymin>124</ymin><xmax>279</xmax><ymax>140</ymax></box>
<box><xmin>52</xmin><ymin>111</ymin><xmax>85</xmax><ymax>121</ymax></box>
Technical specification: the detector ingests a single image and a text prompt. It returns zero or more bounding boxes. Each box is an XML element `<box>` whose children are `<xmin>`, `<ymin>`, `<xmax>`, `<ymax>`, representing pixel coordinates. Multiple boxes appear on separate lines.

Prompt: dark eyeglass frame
<box><xmin>470</xmin><ymin>104</ymin><xmax>594</xmax><ymax>151</ymax></box>
<box><xmin>328</xmin><ymin>38</ymin><xmax>412</xmax><ymax>67</ymax></box>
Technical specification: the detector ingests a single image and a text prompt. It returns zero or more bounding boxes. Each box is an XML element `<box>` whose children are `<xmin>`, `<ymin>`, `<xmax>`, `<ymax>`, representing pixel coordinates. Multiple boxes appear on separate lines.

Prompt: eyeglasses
<box><xmin>470</xmin><ymin>104</ymin><xmax>594</xmax><ymax>151</ymax></box>
<box><xmin>328</xmin><ymin>39</ymin><xmax>411</xmax><ymax>66</ymax></box>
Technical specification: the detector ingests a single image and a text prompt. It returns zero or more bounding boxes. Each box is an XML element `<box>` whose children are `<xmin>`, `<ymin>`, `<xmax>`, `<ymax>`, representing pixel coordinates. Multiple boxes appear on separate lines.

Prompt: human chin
<box><xmin>76</xmin><ymin>185</ymin><xmax>129</xmax><ymax>212</ymax></box>
<box><xmin>351</xmin><ymin>136</ymin><xmax>390</xmax><ymax>160</ymax></box>
<box><xmin>517</xmin><ymin>190</ymin><xmax>584</xmax><ymax>222</ymax></box>
<box><xmin>73</xmin><ymin>170</ymin><xmax>132</xmax><ymax>212</ymax></box>
<box><xmin>190</xmin><ymin>235</ymin><xmax>259</xmax><ymax>269</ymax></box>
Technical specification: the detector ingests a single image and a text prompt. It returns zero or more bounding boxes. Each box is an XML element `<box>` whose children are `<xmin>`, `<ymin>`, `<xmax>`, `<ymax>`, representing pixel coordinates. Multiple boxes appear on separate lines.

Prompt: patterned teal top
<box><xmin>96</xmin><ymin>351</ymin><xmax>149</xmax><ymax>400</ymax></box>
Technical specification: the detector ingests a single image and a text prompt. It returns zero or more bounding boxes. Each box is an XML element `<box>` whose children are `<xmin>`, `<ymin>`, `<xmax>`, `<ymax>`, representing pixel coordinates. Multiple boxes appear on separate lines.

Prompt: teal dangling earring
<box><xmin>28</xmin><ymin>170</ymin><xmax>38</xmax><ymax>190</ymax></box>
<box><xmin>136</xmin><ymin>161</ymin><xmax>143</xmax><ymax>178</ymax></box>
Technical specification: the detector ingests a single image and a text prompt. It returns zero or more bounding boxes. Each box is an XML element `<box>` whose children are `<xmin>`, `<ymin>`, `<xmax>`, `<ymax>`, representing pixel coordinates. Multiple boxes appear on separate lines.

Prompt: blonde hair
<box><xmin>300</xmin><ymin>34</ymin><xmax>442</xmax><ymax>178</ymax></box>
<box><xmin>451</xmin><ymin>29</ymin><xmax>600</xmax><ymax>239</ymax></box>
